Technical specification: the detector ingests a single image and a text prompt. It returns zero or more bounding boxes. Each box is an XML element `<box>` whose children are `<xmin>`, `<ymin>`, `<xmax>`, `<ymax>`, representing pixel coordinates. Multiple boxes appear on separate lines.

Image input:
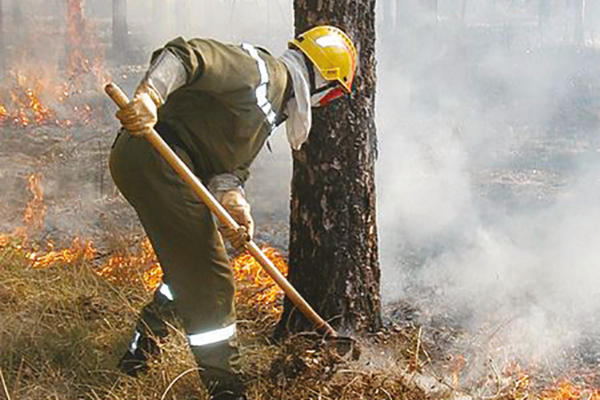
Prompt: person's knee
<box><xmin>109</xmin><ymin>130</ymin><xmax>154</xmax><ymax>198</ymax></box>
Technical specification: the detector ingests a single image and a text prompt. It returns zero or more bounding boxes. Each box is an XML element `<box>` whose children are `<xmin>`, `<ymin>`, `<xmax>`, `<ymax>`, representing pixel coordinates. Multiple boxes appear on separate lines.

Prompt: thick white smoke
<box><xmin>377</xmin><ymin>0</ymin><xmax>600</xmax><ymax>383</ymax></box>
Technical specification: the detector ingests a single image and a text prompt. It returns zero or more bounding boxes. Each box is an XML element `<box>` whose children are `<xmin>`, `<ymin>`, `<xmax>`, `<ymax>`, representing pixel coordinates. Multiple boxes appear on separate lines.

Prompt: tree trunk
<box><xmin>278</xmin><ymin>0</ymin><xmax>382</xmax><ymax>335</ymax></box>
<box><xmin>112</xmin><ymin>0</ymin><xmax>128</xmax><ymax>53</ymax></box>
<box><xmin>0</xmin><ymin>0</ymin><xmax>4</xmax><ymax>76</ymax></box>
<box><xmin>401</xmin><ymin>0</ymin><xmax>439</xmax><ymax>115</ymax></box>
<box><xmin>574</xmin><ymin>0</ymin><xmax>586</xmax><ymax>45</ymax></box>
<box><xmin>11</xmin><ymin>0</ymin><xmax>22</xmax><ymax>26</ymax></box>
<box><xmin>65</xmin><ymin>0</ymin><xmax>86</xmax><ymax>75</ymax></box>
<box><xmin>382</xmin><ymin>0</ymin><xmax>393</xmax><ymax>38</ymax></box>
<box><xmin>152</xmin><ymin>0</ymin><xmax>167</xmax><ymax>41</ymax></box>
<box><xmin>174</xmin><ymin>0</ymin><xmax>190</xmax><ymax>36</ymax></box>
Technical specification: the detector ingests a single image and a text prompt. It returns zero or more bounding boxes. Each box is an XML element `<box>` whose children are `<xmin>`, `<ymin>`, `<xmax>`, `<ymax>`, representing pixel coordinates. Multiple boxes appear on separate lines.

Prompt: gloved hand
<box><xmin>115</xmin><ymin>81</ymin><xmax>160</xmax><ymax>137</ymax></box>
<box><xmin>218</xmin><ymin>191</ymin><xmax>254</xmax><ymax>251</ymax></box>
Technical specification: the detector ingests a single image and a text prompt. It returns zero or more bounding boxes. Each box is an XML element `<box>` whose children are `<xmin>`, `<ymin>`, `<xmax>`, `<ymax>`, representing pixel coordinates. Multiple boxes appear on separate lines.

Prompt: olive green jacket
<box><xmin>154</xmin><ymin>37</ymin><xmax>289</xmax><ymax>183</ymax></box>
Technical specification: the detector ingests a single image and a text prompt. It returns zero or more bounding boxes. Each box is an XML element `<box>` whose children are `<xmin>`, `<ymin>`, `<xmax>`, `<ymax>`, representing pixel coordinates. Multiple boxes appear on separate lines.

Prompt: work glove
<box><xmin>115</xmin><ymin>81</ymin><xmax>160</xmax><ymax>137</ymax></box>
<box><xmin>218</xmin><ymin>190</ymin><xmax>254</xmax><ymax>252</ymax></box>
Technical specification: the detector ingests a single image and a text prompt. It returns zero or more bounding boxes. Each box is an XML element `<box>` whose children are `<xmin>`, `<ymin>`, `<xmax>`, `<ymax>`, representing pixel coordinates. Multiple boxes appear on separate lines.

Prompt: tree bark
<box><xmin>279</xmin><ymin>0</ymin><xmax>381</xmax><ymax>335</ymax></box>
<box><xmin>112</xmin><ymin>0</ymin><xmax>128</xmax><ymax>53</ymax></box>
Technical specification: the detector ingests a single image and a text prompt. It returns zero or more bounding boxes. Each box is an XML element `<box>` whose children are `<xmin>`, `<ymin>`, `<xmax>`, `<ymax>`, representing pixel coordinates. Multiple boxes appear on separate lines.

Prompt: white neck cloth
<box><xmin>278</xmin><ymin>49</ymin><xmax>312</xmax><ymax>151</ymax></box>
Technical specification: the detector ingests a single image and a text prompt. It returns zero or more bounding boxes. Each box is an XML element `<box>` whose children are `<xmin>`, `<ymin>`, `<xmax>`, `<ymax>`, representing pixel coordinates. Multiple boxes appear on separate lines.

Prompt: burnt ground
<box><xmin>2</xmin><ymin>39</ymin><xmax>600</xmax><ymax>397</ymax></box>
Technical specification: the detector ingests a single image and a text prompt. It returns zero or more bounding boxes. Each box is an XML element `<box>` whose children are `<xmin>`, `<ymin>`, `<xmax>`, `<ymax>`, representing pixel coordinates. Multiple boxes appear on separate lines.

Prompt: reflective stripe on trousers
<box><xmin>158</xmin><ymin>283</ymin><xmax>174</xmax><ymax>301</ymax></box>
<box><xmin>241</xmin><ymin>43</ymin><xmax>277</xmax><ymax>129</ymax></box>
<box><xmin>156</xmin><ymin>282</ymin><xmax>236</xmax><ymax>347</ymax></box>
<box><xmin>188</xmin><ymin>323</ymin><xmax>236</xmax><ymax>347</ymax></box>
<box><xmin>128</xmin><ymin>330</ymin><xmax>142</xmax><ymax>353</ymax></box>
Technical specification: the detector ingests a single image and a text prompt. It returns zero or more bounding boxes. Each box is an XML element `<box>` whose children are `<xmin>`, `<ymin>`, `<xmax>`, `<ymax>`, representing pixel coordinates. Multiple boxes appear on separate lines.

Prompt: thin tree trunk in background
<box><xmin>461</xmin><ymin>0</ymin><xmax>468</xmax><ymax>25</ymax></box>
<box><xmin>538</xmin><ymin>0</ymin><xmax>550</xmax><ymax>42</ymax></box>
<box><xmin>278</xmin><ymin>0</ymin><xmax>382</xmax><ymax>334</ymax></box>
<box><xmin>0</xmin><ymin>0</ymin><xmax>5</xmax><ymax>76</ymax></box>
<box><xmin>152</xmin><ymin>0</ymin><xmax>167</xmax><ymax>41</ymax></box>
<box><xmin>399</xmin><ymin>0</ymin><xmax>439</xmax><ymax>115</ymax></box>
<box><xmin>112</xmin><ymin>0</ymin><xmax>128</xmax><ymax>53</ymax></box>
<box><xmin>174</xmin><ymin>0</ymin><xmax>190</xmax><ymax>36</ymax></box>
<box><xmin>382</xmin><ymin>0</ymin><xmax>393</xmax><ymax>38</ymax></box>
<box><xmin>66</xmin><ymin>0</ymin><xmax>86</xmax><ymax>75</ymax></box>
<box><xmin>11</xmin><ymin>0</ymin><xmax>22</xmax><ymax>26</ymax></box>
<box><xmin>574</xmin><ymin>0</ymin><xmax>585</xmax><ymax>45</ymax></box>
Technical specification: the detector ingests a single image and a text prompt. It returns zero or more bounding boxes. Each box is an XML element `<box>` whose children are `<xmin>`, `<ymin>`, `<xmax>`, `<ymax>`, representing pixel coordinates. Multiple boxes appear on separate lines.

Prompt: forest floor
<box><xmin>1</xmin><ymin>118</ymin><xmax>599</xmax><ymax>399</ymax></box>
<box><xmin>1</xmin><ymin>36</ymin><xmax>599</xmax><ymax>399</ymax></box>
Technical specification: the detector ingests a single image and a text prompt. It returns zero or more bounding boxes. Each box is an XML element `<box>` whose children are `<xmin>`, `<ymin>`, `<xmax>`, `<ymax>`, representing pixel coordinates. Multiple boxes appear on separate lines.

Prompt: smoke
<box><xmin>4</xmin><ymin>0</ymin><xmax>598</xmax><ymax>380</ymax></box>
<box><xmin>377</xmin><ymin>0</ymin><xmax>600</xmax><ymax>380</ymax></box>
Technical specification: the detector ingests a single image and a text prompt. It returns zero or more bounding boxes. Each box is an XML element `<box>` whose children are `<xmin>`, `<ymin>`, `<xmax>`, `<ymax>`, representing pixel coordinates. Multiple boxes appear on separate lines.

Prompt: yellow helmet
<box><xmin>289</xmin><ymin>25</ymin><xmax>357</xmax><ymax>93</ymax></box>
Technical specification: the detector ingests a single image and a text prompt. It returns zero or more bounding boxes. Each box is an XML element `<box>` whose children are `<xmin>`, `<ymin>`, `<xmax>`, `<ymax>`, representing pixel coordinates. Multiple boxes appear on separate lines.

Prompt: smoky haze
<box><xmin>377</xmin><ymin>0</ymin><xmax>600</xmax><ymax>385</ymax></box>
<box><xmin>2</xmin><ymin>0</ymin><xmax>598</xmax><ymax>387</ymax></box>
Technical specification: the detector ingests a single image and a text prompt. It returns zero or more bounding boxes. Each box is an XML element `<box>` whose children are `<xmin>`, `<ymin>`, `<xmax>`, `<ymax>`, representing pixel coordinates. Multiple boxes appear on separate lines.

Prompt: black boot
<box><xmin>117</xmin><ymin>333</ymin><xmax>161</xmax><ymax>377</ymax></box>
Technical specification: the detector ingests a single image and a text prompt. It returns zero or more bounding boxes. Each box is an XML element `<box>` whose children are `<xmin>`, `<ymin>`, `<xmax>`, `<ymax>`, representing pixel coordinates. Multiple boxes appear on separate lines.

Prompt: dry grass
<box><xmin>0</xmin><ymin>238</ymin><xmax>432</xmax><ymax>400</ymax></box>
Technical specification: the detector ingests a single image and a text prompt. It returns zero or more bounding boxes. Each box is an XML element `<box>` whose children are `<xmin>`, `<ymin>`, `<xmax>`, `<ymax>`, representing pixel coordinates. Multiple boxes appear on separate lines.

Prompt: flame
<box><xmin>21</xmin><ymin>173</ymin><xmax>46</xmax><ymax>229</ymax></box>
<box><xmin>11</xmin><ymin>173</ymin><xmax>46</xmax><ymax>242</ymax></box>
<box><xmin>547</xmin><ymin>381</ymin><xmax>600</xmax><ymax>400</ymax></box>
<box><xmin>27</xmin><ymin>238</ymin><xmax>96</xmax><ymax>268</ymax></box>
<box><xmin>0</xmin><ymin>0</ymin><xmax>109</xmax><ymax>128</ymax></box>
<box><xmin>232</xmin><ymin>247</ymin><xmax>288</xmax><ymax>313</ymax></box>
<box><xmin>96</xmin><ymin>238</ymin><xmax>163</xmax><ymax>291</ymax></box>
<box><xmin>449</xmin><ymin>354</ymin><xmax>466</xmax><ymax>387</ymax></box>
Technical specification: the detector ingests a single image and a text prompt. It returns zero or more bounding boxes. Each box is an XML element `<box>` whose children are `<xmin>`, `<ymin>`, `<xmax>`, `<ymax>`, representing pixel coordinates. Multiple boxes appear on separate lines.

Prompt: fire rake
<box><xmin>105</xmin><ymin>82</ymin><xmax>339</xmax><ymax>337</ymax></box>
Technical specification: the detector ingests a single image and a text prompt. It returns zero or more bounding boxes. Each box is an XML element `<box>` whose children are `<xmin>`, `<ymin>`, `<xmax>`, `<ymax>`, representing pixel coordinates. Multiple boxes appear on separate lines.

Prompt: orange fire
<box><xmin>537</xmin><ymin>380</ymin><xmax>600</xmax><ymax>400</ymax></box>
<box><xmin>21</xmin><ymin>173</ymin><xmax>46</xmax><ymax>229</ymax></box>
<box><xmin>96</xmin><ymin>238</ymin><xmax>163</xmax><ymax>291</ymax></box>
<box><xmin>0</xmin><ymin>0</ymin><xmax>109</xmax><ymax>128</ymax></box>
<box><xmin>27</xmin><ymin>238</ymin><xmax>96</xmax><ymax>268</ymax></box>
<box><xmin>232</xmin><ymin>247</ymin><xmax>288</xmax><ymax>312</ymax></box>
<box><xmin>10</xmin><ymin>172</ymin><xmax>46</xmax><ymax>242</ymax></box>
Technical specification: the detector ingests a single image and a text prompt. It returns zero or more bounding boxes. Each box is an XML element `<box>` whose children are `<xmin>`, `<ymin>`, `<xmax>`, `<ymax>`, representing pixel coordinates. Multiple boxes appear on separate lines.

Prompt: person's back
<box><xmin>156</xmin><ymin>38</ymin><xmax>289</xmax><ymax>180</ymax></box>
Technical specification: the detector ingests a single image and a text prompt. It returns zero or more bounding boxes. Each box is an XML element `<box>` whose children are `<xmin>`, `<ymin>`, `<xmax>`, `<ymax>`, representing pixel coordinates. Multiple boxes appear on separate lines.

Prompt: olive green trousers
<box><xmin>109</xmin><ymin>129</ymin><xmax>241</xmax><ymax>392</ymax></box>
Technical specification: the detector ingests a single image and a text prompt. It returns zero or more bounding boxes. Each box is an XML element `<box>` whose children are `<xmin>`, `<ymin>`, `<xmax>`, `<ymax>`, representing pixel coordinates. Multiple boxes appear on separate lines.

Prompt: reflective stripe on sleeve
<box><xmin>188</xmin><ymin>323</ymin><xmax>236</xmax><ymax>347</ymax></box>
<box><xmin>158</xmin><ymin>283</ymin><xmax>174</xmax><ymax>301</ymax></box>
<box><xmin>241</xmin><ymin>43</ymin><xmax>277</xmax><ymax>128</ymax></box>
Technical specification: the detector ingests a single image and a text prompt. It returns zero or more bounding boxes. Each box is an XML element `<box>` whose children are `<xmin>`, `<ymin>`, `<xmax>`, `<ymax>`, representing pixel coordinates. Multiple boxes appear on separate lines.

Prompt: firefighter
<box><xmin>109</xmin><ymin>26</ymin><xmax>357</xmax><ymax>400</ymax></box>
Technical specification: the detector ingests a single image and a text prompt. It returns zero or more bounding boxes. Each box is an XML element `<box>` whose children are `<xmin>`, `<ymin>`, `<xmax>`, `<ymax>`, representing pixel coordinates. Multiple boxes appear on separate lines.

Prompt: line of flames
<box><xmin>1</xmin><ymin>172</ymin><xmax>596</xmax><ymax>397</ymax></box>
<box><xmin>2</xmin><ymin>172</ymin><xmax>287</xmax><ymax>312</ymax></box>
<box><xmin>449</xmin><ymin>356</ymin><xmax>599</xmax><ymax>399</ymax></box>
<box><xmin>0</xmin><ymin>232</ymin><xmax>287</xmax><ymax>313</ymax></box>
<box><xmin>0</xmin><ymin>0</ymin><xmax>108</xmax><ymax>128</ymax></box>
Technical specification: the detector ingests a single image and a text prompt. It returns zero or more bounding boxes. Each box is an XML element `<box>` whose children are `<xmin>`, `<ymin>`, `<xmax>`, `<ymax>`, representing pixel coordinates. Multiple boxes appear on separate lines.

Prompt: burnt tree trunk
<box><xmin>112</xmin><ymin>0</ymin><xmax>128</xmax><ymax>53</ymax></box>
<box><xmin>279</xmin><ymin>0</ymin><xmax>381</xmax><ymax>334</ymax></box>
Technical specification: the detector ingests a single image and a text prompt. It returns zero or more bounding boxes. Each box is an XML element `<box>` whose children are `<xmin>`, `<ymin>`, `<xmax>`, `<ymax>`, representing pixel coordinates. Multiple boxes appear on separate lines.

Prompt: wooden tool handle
<box><xmin>105</xmin><ymin>82</ymin><xmax>338</xmax><ymax>337</ymax></box>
